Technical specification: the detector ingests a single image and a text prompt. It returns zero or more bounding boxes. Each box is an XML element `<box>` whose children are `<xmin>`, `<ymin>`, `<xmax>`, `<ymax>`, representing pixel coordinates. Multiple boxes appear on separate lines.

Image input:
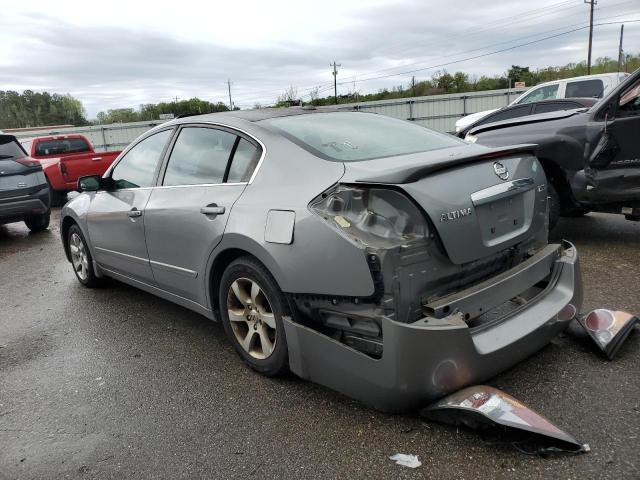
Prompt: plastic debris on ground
<box><xmin>389</xmin><ymin>453</ymin><xmax>422</xmax><ymax>468</ymax></box>
<box><xmin>421</xmin><ymin>385</ymin><xmax>589</xmax><ymax>455</ymax></box>
<box><xmin>573</xmin><ymin>309</ymin><xmax>638</xmax><ymax>360</ymax></box>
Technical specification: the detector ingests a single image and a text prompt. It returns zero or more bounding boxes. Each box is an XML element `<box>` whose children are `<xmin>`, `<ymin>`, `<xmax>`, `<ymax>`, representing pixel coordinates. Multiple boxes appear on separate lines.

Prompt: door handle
<box><xmin>127</xmin><ymin>208</ymin><xmax>143</xmax><ymax>218</ymax></box>
<box><xmin>91</xmin><ymin>157</ymin><xmax>103</xmax><ymax>161</ymax></box>
<box><xmin>200</xmin><ymin>205</ymin><xmax>225</xmax><ymax>216</ymax></box>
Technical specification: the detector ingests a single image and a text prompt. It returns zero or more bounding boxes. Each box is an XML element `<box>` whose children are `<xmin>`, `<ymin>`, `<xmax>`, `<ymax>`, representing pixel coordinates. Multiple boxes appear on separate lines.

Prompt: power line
<box><xmin>335</xmin><ymin>19</ymin><xmax>640</xmax><ymax>87</ymax></box>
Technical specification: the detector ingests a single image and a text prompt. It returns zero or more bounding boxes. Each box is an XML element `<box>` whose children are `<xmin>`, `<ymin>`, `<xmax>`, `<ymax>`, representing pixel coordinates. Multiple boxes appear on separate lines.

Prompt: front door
<box><xmin>588</xmin><ymin>76</ymin><xmax>640</xmax><ymax>205</ymax></box>
<box><xmin>87</xmin><ymin>129</ymin><xmax>173</xmax><ymax>283</ymax></box>
<box><xmin>144</xmin><ymin>126</ymin><xmax>261</xmax><ymax>305</ymax></box>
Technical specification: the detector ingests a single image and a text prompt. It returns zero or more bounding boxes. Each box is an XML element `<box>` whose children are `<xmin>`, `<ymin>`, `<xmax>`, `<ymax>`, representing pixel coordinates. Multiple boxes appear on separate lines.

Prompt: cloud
<box><xmin>0</xmin><ymin>0</ymin><xmax>637</xmax><ymax>117</ymax></box>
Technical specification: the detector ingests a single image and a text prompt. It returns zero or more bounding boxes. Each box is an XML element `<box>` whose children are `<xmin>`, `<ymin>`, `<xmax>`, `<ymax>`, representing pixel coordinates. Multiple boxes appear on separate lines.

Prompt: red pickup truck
<box><xmin>20</xmin><ymin>134</ymin><xmax>121</xmax><ymax>205</ymax></box>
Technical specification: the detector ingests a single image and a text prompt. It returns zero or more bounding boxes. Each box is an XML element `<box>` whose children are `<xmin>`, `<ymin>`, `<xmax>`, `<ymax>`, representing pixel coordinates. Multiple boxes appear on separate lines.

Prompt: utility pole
<box><xmin>618</xmin><ymin>24</ymin><xmax>625</xmax><ymax>72</ymax></box>
<box><xmin>411</xmin><ymin>76</ymin><xmax>416</xmax><ymax>97</ymax></box>
<box><xmin>226</xmin><ymin>80</ymin><xmax>233</xmax><ymax>110</ymax></box>
<box><xmin>331</xmin><ymin>61</ymin><xmax>341</xmax><ymax>105</ymax></box>
<box><xmin>585</xmin><ymin>0</ymin><xmax>597</xmax><ymax>75</ymax></box>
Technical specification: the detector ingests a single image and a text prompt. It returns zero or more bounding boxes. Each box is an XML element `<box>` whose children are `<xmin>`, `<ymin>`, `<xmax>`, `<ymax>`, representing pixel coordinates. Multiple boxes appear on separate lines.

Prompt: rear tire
<box><xmin>547</xmin><ymin>183</ymin><xmax>561</xmax><ymax>231</ymax></box>
<box><xmin>24</xmin><ymin>212</ymin><xmax>50</xmax><ymax>232</ymax></box>
<box><xmin>219</xmin><ymin>256</ymin><xmax>290</xmax><ymax>377</ymax></box>
<box><xmin>47</xmin><ymin>179</ymin><xmax>67</xmax><ymax>207</ymax></box>
<box><xmin>67</xmin><ymin>224</ymin><xmax>102</xmax><ymax>288</ymax></box>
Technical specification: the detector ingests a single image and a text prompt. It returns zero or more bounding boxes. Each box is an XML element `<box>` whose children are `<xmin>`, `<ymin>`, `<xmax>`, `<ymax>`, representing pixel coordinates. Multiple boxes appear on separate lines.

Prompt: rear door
<box><xmin>87</xmin><ymin>128</ymin><xmax>173</xmax><ymax>283</ymax></box>
<box><xmin>143</xmin><ymin>125</ymin><xmax>261</xmax><ymax>304</ymax></box>
<box><xmin>62</xmin><ymin>152</ymin><xmax>114</xmax><ymax>187</ymax></box>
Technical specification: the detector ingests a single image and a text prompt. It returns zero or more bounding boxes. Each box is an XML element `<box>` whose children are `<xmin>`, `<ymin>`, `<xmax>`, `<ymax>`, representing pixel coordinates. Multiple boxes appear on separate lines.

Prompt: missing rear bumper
<box><xmin>284</xmin><ymin>241</ymin><xmax>582</xmax><ymax>412</ymax></box>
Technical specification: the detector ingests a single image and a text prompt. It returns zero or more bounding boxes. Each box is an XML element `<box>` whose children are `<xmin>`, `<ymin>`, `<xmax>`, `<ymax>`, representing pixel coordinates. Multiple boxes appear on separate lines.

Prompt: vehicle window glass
<box><xmin>565</xmin><ymin>79</ymin><xmax>604</xmax><ymax>98</ymax></box>
<box><xmin>260</xmin><ymin>112</ymin><xmax>464</xmax><ymax>162</ymax></box>
<box><xmin>227</xmin><ymin>138</ymin><xmax>260</xmax><ymax>182</ymax></box>
<box><xmin>111</xmin><ymin>129</ymin><xmax>172</xmax><ymax>189</ymax></box>
<box><xmin>516</xmin><ymin>84</ymin><xmax>559</xmax><ymax>104</ymax></box>
<box><xmin>618</xmin><ymin>81</ymin><xmax>640</xmax><ymax>116</ymax></box>
<box><xmin>533</xmin><ymin>102</ymin><xmax>580</xmax><ymax>114</ymax></box>
<box><xmin>482</xmin><ymin>105</ymin><xmax>531</xmax><ymax>124</ymax></box>
<box><xmin>163</xmin><ymin>127</ymin><xmax>235</xmax><ymax>186</ymax></box>
<box><xmin>0</xmin><ymin>136</ymin><xmax>27</xmax><ymax>159</ymax></box>
<box><xmin>34</xmin><ymin>138</ymin><xmax>91</xmax><ymax>156</ymax></box>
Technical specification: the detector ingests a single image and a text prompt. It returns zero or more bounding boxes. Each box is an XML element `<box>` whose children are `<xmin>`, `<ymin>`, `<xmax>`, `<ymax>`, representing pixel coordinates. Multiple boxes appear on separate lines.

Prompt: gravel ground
<box><xmin>0</xmin><ymin>209</ymin><xmax>638</xmax><ymax>479</ymax></box>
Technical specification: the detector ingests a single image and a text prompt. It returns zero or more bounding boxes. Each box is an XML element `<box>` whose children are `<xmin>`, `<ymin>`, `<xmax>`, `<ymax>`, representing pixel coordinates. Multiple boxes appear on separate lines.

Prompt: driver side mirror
<box><xmin>78</xmin><ymin>175</ymin><xmax>103</xmax><ymax>192</ymax></box>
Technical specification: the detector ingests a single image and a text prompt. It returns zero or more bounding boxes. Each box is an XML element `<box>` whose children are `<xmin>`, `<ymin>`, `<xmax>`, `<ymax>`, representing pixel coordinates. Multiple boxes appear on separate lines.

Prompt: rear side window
<box><xmin>482</xmin><ymin>105</ymin><xmax>532</xmax><ymax>124</ymax></box>
<box><xmin>111</xmin><ymin>129</ymin><xmax>172</xmax><ymax>189</ymax></box>
<box><xmin>565</xmin><ymin>79</ymin><xmax>604</xmax><ymax>98</ymax></box>
<box><xmin>34</xmin><ymin>138</ymin><xmax>91</xmax><ymax>156</ymax></box>
<box><xmin>516</xmin><ymin>84</ymin><xmax>559</xmax><ymax>104</ymax></box>
<box><xmin>227</xmin><ymin>138</ymin><xmax>260</xmax><ymax>182</ymax></box>
<box><xmin>0</xmin><ymin>135</ymin><xmax>27</xmax><ymax>159</ymax></box>
<box><xmin>260</xmin><ymin>112</ymin><xmax>463</xmax><ymax>162</ymax></box>
<box><xmin>533</xmin><ymin>102</ymin><xmax>582</xmax><ymax>114</ymax></box>
<box><xmin>163</xmin><ymin>127</ymin><xmax>236</xmax><ymax>186</ymax></box>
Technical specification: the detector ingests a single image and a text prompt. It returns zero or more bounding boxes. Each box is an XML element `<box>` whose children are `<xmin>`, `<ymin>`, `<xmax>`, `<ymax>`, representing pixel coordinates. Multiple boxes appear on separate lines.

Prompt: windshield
<box><xmin>260</xmin><ymin>112</ymin><xmax>464</xmax><ymax>162</ymax></box>
<box><xmin>0</xmin><ymin>135</ymin><xmax>28</xmax><ymax>159</ymax></box>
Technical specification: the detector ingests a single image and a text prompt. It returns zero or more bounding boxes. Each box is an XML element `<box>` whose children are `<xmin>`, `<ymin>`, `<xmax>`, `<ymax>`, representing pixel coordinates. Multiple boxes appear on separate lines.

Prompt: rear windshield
<box><xmin>0</xmin><ymin>135</ymin><xmax>27</xmax><ymax>159</ymax></box>
<box><xmin>35</xmin><ymin>138</ymin><xmax>91</xmax><ymax>156</ymax></box>
<box><xmin>260</xmin><ymin>112</ymin><xmax>463</xmax><ymax>162</ymax></box>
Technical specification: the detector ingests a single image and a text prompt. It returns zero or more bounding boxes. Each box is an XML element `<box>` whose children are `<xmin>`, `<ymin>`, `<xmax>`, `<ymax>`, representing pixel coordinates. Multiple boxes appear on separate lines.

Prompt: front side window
<box><xmin>516</xmin><ymin>84</ymin><xmax>560</xmax><ymax>105</ymax></box>
<box><xmin>227</xmin><ymin>138</ymin><xmax>260</xmax><ymax>182</ymax></box>
<box><xmin>260</xmin><ymin>112</ymin><xmax>463</xmax><ymax>162</ymax></box>
<box><xmin>565</xmin><ymin>79</ymin><xmax>604</xmax><ymax>98</ymax></box>
<box><xmin>618</xmin><ymin>80</ymin><xmax>640</xmax><ymax>116</ymax></box>
<box><xmin>111</xmin><ymin>129</ymin><xmax>172</xmax><ymax>189</ymax></box>
<box><xmin>163</xmin><ymin>127</ymin><xmax>236</xmax><ymax>186</ymax></box>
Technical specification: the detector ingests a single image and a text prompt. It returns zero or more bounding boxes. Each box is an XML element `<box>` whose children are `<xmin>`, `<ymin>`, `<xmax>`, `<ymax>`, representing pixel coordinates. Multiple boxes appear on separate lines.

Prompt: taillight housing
<box><xmin>310</xmin><ymin>184</ymin><xmax>428</xmax><ymax>248</ymax></box>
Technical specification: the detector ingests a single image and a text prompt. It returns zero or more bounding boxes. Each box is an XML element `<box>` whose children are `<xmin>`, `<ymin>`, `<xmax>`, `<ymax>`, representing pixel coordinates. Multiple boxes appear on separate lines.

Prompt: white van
<box><xmin>455</xmin><ymin>72</ymin><xmax>629</xmax><ymax>132</ymax></box>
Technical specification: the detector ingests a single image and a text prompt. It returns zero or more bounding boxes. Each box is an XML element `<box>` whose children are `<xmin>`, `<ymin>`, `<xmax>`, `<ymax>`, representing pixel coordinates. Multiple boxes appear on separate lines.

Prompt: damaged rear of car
<box><xmin>61</xmin><ymin>110</ymin><xmax>582</xmax><ymax>413</ymax></box>
<box><xmin>258</xmin><ymin>112</ymin><xmax>582</xmax><ymax>412</ymax></box>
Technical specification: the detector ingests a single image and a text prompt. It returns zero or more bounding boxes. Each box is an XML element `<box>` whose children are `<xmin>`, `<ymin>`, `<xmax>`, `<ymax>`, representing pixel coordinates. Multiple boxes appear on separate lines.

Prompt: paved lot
<box><xmin>1</xmin><ymin>208</ymin><xmax>638</xmax><ymax>479</ymax></box>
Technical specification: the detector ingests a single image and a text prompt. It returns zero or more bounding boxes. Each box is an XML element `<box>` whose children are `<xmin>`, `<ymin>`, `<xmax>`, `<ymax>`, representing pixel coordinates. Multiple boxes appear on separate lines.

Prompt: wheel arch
<box><xmin>206</xmin><ymin>237</ymin><xmax>287</xmax><ymax>316</ymax></box>
<box><xmin>60</xmin><ymin>215</ymin><xmax>78</xmax><ymax>261</ymax></box>
<box><xmin>538</xmin><ymin>157</ymin><xmax>577</xmax><ymax>210</ymax></box>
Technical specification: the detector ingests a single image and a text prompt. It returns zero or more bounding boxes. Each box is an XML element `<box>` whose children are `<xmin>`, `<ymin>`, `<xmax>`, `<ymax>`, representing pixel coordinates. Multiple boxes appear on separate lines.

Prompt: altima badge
<box><xmin>440</xmin><ymin>207</ymin><xmax>472</xmax><ymax>222</ymax></box>
<box><xmin>493</xmin><ymin>162</ymin><xmax>509</xmax><ymax>180</ymax></box>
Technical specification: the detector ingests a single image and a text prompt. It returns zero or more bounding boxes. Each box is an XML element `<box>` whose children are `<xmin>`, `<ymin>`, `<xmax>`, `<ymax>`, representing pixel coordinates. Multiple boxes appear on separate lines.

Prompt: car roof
<box><xmin>172</xmin><ymin>106</ymin><xmax>343</xmax><ymax>124</ymax></box>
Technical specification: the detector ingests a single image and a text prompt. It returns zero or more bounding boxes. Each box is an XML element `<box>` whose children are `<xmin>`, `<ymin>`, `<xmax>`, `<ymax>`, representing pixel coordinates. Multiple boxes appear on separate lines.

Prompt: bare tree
<box><xmin>277</xmin><ymin>85</ymin><xmax>299</xmax><ymax>106</ymax></box>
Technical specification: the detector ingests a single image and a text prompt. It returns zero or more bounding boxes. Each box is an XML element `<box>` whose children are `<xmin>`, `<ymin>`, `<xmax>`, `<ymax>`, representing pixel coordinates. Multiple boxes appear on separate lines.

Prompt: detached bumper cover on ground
<box><xmin>285</xmin><ymin>241</ymin><xmax>582</xmax><ymax>412</ymax></box>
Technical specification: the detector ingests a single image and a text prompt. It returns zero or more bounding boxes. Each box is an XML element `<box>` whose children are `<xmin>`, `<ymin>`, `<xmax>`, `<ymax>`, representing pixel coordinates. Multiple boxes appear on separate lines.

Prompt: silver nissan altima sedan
<box><xmin>61</xmin><ymin>108</ymin><xmax>582</xmax><ymax>412</ymax></box>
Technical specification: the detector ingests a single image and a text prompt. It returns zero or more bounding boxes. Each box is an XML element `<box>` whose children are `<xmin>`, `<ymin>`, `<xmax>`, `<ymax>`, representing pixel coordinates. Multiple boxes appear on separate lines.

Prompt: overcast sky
<box><xmin>1</xmin><ymin>0</ymin><xmax>638</xmax><ymax>117</ymax></box>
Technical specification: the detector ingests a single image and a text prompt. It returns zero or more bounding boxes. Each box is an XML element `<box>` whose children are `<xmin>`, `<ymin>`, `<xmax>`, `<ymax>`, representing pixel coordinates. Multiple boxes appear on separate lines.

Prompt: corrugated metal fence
<box><xmin>11</xmin><ymin>88</ymin><xmax>525</xmax><ymax>150</ymax></box>
<box><xmin>336</xmin><ymin>87</ymin><xmax>526</xmax><ymax>132</ymax></box>
<box><xmin>12</xmin><ymin>120</ymin><xmax>167</xmax><ymax>153</ymax></box>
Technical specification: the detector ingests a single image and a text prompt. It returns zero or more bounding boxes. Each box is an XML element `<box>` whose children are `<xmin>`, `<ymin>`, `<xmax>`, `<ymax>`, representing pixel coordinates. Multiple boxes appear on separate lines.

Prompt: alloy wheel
<box><xmin>227</xmin><ymin>277</ymin><xmax>277</xmax><ymax>359</ymax></box>
<box><xmin>69</xmin><ymin>232</ymin><xmax>89</xmax><ymax>281</ymax></box>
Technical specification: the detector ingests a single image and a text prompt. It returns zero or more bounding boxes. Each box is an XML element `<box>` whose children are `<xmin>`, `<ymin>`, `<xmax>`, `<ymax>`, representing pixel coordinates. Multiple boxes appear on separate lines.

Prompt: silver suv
<box><xmin>61</xmin><ymin>109</ymin><xmax>582</xmax><ymax>412</ymax></box>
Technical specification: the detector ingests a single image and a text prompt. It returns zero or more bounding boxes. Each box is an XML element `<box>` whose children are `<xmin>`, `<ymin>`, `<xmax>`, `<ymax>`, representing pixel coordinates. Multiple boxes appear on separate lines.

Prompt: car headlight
<box><xmin>464</xmin><ymin>133</ymin><xmax>478</xmax><ymax>143</ymax></box>
<box><xmin>310</xmin><ymin>184</ymin><xmax>428</xmax><ymax>248</ymax></box>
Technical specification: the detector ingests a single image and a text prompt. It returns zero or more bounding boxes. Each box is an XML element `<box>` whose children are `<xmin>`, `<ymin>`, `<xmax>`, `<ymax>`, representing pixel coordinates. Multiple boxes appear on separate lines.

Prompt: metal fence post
<box><xmin>101</xmin><ymin>126</ymin><xmax>107</xmax><ymax>152</ymax></box>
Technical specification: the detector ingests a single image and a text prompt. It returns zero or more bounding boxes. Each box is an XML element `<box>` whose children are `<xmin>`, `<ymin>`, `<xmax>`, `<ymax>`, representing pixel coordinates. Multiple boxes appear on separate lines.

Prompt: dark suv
<box><xmin>465</xmin><ymin>68</ymin><xmax>640</xmax><ymax>229</ymax></box>
<box><xmin>0</xmin><ymin>134</ymin><xmax>51</xmax><ymax>232</ymax></box>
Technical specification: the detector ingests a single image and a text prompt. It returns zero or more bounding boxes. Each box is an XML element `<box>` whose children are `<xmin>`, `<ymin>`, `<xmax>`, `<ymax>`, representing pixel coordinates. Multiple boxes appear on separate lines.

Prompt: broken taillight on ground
<box><xmin>421</xmin><ymin>386</ymin><xmax>589</xmax><ymax>455</ymax></box>
<box><xmin>574</xmin><ymin>309</ymin><xmax>639</xmax><ymax>360</ymax></box>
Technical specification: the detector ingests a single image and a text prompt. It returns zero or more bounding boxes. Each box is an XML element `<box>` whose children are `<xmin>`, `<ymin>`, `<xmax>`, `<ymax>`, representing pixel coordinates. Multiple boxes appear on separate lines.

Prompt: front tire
<box><xmin>24</xmin><ymin>212</ymin><xmax>50</xmax><ymax>232</ymax></box>
<box><xmin>219</xmin><ymin>256</ymin><xmax>290</xmax><ymax>377</ymax></box>
<box><xmin>67</xmin><ymin>224</ymin><xmax>102</xmax><ymax>287</ymax></box>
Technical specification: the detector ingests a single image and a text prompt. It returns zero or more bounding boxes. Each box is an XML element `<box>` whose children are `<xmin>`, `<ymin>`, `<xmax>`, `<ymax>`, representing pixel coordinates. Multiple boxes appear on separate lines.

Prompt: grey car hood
<box><xmin>467</xmin><ymin>109</ymin><xmax>587</xmax><ymax>137</ymax></box>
